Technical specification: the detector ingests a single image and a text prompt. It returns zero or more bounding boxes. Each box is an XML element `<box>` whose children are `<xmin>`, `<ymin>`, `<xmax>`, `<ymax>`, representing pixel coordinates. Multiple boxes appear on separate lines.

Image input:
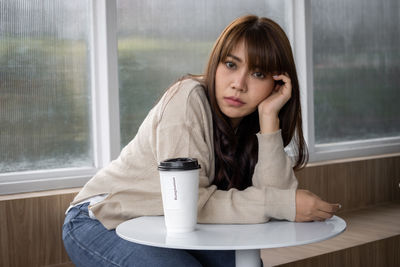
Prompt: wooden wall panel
<box><xmin>0</xmin><ymin>193</ymin><xmax>76</xmax><ymax>267</ymax></box>
<box><xmin>295</xmin><ymin>156</ymin><xmax>400</xmax><ymax>212</ymax></box>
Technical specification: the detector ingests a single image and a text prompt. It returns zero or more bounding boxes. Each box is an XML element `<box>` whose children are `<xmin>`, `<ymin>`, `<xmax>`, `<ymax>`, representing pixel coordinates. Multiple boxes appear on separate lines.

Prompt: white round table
<box><xmin>116</xmin><ymin>216</ymin><xmax>346</xmax><ymax>267</ymax></box>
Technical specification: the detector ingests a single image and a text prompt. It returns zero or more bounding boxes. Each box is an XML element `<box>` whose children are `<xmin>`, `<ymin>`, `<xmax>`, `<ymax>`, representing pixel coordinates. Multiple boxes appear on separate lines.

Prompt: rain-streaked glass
<box><xmin>312</xmin><ymin>0</ymin><xmax>400</xmax><ymax>144</ymax></box>
<box><xmin>0</xmin><ymin>0</ymin><xmax>93</xmax><ymax>173</ymax></box>
<box><xmin>117</xmin><ymin>0</ymin><xmax>291</xmax><ymax>147</ymax></box>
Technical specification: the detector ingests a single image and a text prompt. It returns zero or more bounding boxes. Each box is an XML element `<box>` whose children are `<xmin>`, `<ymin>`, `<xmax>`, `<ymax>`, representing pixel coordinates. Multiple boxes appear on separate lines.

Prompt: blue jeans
<box><xmin>62</xmin><ymin>203</ymin><xmax>235</xmax><ymax>267</ymax></box>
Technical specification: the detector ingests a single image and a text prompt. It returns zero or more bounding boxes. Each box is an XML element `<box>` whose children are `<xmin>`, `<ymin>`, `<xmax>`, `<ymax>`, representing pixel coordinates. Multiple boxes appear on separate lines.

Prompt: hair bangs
<box><xmin>218</xmin><ymin>25</ymin><xmax>284</xmax><ymax>76</ymax></box>
<box><xmin>244</xmin><ymin>29</ymin><xmax>282</xmax><ymax>75</ymax></box>
<box><xmin>218</xmin><ymin>28</ymin><xmax>245</xmax><ymax>65</ymax></box>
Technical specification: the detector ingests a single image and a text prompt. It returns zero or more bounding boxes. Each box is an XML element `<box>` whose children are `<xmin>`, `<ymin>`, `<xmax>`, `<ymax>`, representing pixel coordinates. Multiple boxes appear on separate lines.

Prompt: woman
<box><xmin>63</xmin><ymin>15</ymin><xmax>340</xmax><ymax>267</ymax></box>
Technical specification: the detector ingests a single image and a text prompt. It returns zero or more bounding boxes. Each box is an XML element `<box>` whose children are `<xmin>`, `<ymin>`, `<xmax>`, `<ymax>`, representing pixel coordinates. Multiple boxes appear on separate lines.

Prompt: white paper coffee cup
<box><xmin>158</xmin><ymin>158</ymin><xmax>200</xmax><ymax>234</ymax></box>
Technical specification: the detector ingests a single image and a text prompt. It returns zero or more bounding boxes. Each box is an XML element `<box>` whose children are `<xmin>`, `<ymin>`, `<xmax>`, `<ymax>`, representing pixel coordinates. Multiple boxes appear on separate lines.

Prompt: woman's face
<box><xmin>215</xmin><ymin>40</ymin><xmax>275</xmax><ymax>128</ymax></box>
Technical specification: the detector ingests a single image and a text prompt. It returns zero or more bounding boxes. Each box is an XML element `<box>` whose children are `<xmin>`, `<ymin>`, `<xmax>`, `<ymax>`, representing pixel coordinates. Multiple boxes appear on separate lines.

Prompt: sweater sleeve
<box><xmin>154</xmin><ymin>82</ymin><xmax>297</xmax><ymax>223</ymax></box>
<box><xmin>252</xmin><ymin>131</ymin><xmax>298</xmax><ymax>192</ymax></box>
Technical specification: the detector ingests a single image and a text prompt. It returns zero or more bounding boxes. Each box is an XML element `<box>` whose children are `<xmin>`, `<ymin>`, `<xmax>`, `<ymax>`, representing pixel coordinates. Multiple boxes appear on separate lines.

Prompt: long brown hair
<box><xmin>195</xmin><ymin>15</ymin><xmax>308</xmax><ymax>190</ymax></box>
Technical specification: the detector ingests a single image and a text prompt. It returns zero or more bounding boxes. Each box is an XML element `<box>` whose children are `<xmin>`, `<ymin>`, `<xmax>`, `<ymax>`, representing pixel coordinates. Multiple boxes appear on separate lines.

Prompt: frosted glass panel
<box><xmin>117</xmin><ymin>0</ymin><xmax>291</xmax><ymax>146</ymax></box>
<box><xmin>312</xmin><ymin>0</ymin><xmax>400</xmax><ymax>144</ymax></box>
<box><xmin>0</xmin><ymin>0</ymin><xmax>92</xmax><ymax>173</ymax></box>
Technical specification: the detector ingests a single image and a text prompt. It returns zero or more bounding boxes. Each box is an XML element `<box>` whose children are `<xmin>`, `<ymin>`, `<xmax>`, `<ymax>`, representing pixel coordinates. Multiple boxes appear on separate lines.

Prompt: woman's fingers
<box><xmin>295</xmin><ymin>189</ymin><xmax>342</xmax><ymax>222</ymax></box>
<box><xmin>314</xmin><ymin>209</ymin><xmax>334</xmax><ymax>220</ymax></box>
<box><xmin>259</xmin><ymin>73</ymin><xmax>292</xmax><ymax>115</ymax></box>
<box><xmin>321</xmin><ymin>203</ymin><xmax>341</xmax><ymax>213</ymax></box>
<box><xmin>272</xmin><ymin>72</ymin><xmax>291</xmax><ymax>83</ymax></box>
<box><xmin>300</xmin><ymin>207</ymin><xmax>338</xmax><ymax>222</ymax></box>
<box><xmin>272</xmin><ymin>73</ymin><xmax>292</xmax><ymax>97</ymax></box>
<box><xmin>315</xmin><ymin>200</ymin><xmax>341</xmax><ymax>220</ymax></box>
<box><xmin>258</xmin><ymin>73</ymin><xmax>293</xmax><ymax>133</ymax></box>
<box><xmin>302</xmin><ymin>206</ymin><xmax>335</xmax><ymax>221</ymax></box>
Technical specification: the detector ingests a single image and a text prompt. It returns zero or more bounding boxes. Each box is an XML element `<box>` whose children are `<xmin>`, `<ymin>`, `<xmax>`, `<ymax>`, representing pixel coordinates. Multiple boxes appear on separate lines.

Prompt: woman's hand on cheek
<box><xmin>258</xmin><ymin>73</ymin><xmax>292</xmax><ymax>134</ymax></box>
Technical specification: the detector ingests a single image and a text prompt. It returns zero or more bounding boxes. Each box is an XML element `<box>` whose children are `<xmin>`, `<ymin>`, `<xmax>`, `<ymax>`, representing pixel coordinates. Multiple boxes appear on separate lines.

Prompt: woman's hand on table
<box><xmin>295</xmin><ymin>189</ymin><xmax>341</xmax><ymax>222</ymax></box>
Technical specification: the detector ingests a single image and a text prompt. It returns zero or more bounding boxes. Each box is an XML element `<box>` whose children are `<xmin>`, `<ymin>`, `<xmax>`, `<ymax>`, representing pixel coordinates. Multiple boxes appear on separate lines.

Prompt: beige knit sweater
<box><xmin>71</xmin><ymin>79</ymin><xmax>298</xmax><ymax>230</ymax></box>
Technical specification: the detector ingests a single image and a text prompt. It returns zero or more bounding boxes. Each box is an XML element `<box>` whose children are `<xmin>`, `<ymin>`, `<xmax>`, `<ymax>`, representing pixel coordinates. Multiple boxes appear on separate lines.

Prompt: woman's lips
<box><xmin>224</xmin><ymin>96</ymin><xmax>245</xmax><ymax>107</ymax></box>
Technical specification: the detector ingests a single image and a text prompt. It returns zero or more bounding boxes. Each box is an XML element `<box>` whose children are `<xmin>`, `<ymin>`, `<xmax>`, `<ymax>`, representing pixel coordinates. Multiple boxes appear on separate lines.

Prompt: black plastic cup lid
<box><xmin>158</xmin><ymin>158</ymin><xmax>201</xmax><ymax>171</ymax></box>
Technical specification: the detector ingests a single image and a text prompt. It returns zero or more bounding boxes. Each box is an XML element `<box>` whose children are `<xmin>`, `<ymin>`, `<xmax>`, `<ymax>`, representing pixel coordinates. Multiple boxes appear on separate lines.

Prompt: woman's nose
<box><xmin>231</xmin><ymin>71</ymin><xmax>247</xmax><ymax>92</ymax></box>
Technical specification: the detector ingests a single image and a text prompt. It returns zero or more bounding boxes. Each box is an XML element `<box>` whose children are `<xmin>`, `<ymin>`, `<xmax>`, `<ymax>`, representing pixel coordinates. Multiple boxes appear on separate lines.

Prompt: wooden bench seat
<box><xmin>261</xmin><ymin>202</ymin><xmax>400</xmax><ymax>266</ymax></box>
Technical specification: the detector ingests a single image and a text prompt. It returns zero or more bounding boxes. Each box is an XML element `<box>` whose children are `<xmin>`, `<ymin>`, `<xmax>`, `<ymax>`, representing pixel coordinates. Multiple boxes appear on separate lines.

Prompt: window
<box><xmin>0</xmin><ymin>0</ymin><xmax>93</xmax><ymax>173</ymax></box>
<box><xmin>302</xmin><ymin>0</ymin><xmax>400</xmax><ymax>160</ymax></box>
<box><xmin>312</xmin><ymin>0</ymin><xmax>400</xmax><ymax>144</ymax></box>
<box><xmin>1</xmin><ymin>0</ymin><xmax>399</xmax><ymax>194</ymax></box>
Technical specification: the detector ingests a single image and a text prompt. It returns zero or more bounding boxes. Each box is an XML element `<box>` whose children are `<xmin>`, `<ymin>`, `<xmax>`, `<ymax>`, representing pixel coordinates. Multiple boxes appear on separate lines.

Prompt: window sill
<box><xmin>305</xmin><ymin>152</ymin><xmax>400</xmax><ymax>167</ymax></box>
<box><xmin>0</xmin><ymin>187</ymin><xmax>81</xmax><ymax>201</ymax></box>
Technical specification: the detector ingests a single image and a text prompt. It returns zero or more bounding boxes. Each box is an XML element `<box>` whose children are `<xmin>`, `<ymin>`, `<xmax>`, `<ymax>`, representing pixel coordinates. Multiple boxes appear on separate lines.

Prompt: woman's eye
<box><xmin>253</xmin><ymin>72</ymin><xmax>265</xmax><ymax>79</ymax></box>
<box><xmin>225</xmin><ymin>61</ymin><xmax>236</xmax><ymax>69</ymax></box>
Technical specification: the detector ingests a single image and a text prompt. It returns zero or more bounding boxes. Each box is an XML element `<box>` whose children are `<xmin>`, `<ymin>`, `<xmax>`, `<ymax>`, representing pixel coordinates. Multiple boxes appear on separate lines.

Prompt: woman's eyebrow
<box><xmin>226</xmin><ymin>54</ymin><xmax>242</xmax><ymax>63</ymax></box>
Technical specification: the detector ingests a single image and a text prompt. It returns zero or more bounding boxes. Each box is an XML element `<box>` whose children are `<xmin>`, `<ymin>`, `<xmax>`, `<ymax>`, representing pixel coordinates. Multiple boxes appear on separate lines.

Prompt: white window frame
<box><xmin>293</xmin><ymin>0</ymin><xmax>400</xmax><ymax>163</ymax></box>
<box><xmin>1</xmin><ymin>0</ymin><xmax>399</xmax><ymax>195</ymax></box>
<box><xmin>0</xmin><ymin>0</ymin><xmax>120</xmax><ymax>195</ymax></box>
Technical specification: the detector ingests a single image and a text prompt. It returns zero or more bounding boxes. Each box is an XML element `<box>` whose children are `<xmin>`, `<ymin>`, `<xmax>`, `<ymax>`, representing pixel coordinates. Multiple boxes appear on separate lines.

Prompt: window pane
<box><xmin>0</xmin><ymin>0</ymin><xmax>93</xmax><ymax>173</ymax></box>
<box><xmin>312</xmin><ymin>0</ymin><xmax>400</xmax><ymax>144</ymax></box>
<box><xmin>117</xmin><ymin>0</ymin><xmax>291</xmax><ymax>147</ymax></box>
